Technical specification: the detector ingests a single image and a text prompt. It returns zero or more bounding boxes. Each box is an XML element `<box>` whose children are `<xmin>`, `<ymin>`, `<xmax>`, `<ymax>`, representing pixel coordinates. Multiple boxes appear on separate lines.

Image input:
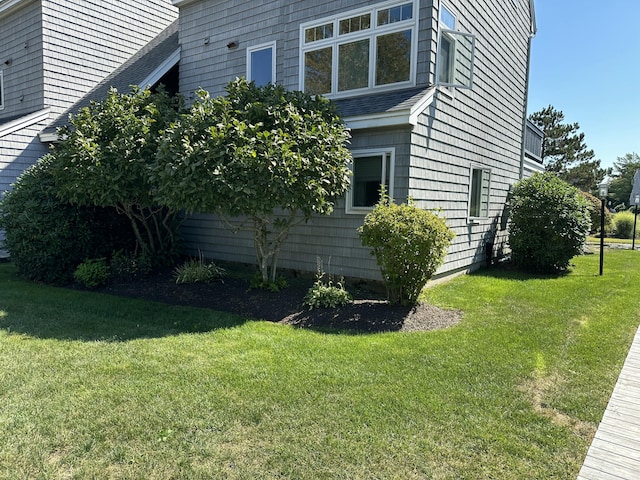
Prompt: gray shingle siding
<box><xmin>0</xmin><ymin>0</ymin><xmax>179</xmax><ymax>226</ymax></box>
<box><xmin>0</xmin><ymin>0</ymin><xmax>44</xmax><ymax>120</ymax></box>
<box><xmin>40</xmin><ymin>0</ymin><xmax>178</xmax><ymax>118</ymax></box>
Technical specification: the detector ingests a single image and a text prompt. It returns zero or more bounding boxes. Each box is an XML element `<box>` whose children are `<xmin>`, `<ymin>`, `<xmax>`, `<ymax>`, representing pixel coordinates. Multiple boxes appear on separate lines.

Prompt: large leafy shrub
<box><xmin>50</xmin><ymin>87</ymin><xmax>183</xmax><ymax>263</ymax></box>
<box><xmin>0</xmin><ymin>156</ymin><xmax>132</xmax><ymax>284</ymax></box>
<box><xmin>509</xmin><ymin>172</ymin><xmax>591</xmax><ymax>273</ymax></box>
<box><xmin>359</xmin><ymin>197</ymin><xmax>454</xmax><ymax>306</ymax></box>
<box><xmin>154</xmin><ymin>79</ymin><xmax>352</xmax><ymax>285</ymax></box>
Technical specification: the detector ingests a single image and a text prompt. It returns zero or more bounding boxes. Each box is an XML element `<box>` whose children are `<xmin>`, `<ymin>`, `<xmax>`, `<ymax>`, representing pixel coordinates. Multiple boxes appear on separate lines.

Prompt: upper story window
<box><xmin>247</xmin><ymin>42</ymin><xmax>276</xmax><ymax>87</ymax></box>
<box><xmin>436</xmin><ymin>4</ymin><xmax>475</xmax><ymax>89</ymax></box>
<box><xmin>0</xmin><ymin>71</ymin><xmax>4</xmax><ymax>110</ymax></box>
<box><xmin>300</xmin><ymin>0</ymin><xmax>417</xmax><ymax>98</ymax></box>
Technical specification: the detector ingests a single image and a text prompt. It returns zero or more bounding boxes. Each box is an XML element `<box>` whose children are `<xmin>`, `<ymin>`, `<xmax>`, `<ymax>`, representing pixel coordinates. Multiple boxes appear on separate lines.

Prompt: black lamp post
<box><xmin>633</xmin><ymin>194</ymin><xmax>640</xmax><ymax>251</ymax></box>
<box><xmin>598</xmin><ymin>178</ymin><xmax>610</xmax><ymax>276</ymax></box>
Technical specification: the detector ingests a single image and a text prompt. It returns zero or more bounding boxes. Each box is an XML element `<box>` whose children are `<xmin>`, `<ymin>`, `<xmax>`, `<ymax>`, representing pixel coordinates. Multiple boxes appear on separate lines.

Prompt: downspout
<box><xmin>519</xmin><ymin>2</ymin><xmax>537</xmax><ymax>179</ymax></box>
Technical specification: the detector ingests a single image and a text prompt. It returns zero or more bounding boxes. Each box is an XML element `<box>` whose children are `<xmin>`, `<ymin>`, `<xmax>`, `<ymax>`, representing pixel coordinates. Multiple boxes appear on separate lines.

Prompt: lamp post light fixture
<box><xmin>598</xmin><ymin>177</ymin><xmax>611</xmax><ymax>276</ymax></box>
<box><xmin>633</xmin><ymin>194</ymin><xmax>640</xmax><ymax>251</ymax></box>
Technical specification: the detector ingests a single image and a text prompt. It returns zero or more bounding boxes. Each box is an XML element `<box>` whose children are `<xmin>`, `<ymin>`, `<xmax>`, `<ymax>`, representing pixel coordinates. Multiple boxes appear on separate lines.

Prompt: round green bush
<box><xmin>359</xmin><ymin>197</ymin><xmax>455</xmax><ymax>306</ymax></box>
<box><xmin>73</xmin><ymin>258</ymin><xmax>110</xmax><ymax>289</ymax></box>
<box><xmin>0</xmin><ymin>156</ymin><xmax>133</xmax><ymax>284</ymax></box>
<box><xmin>509</xmin><ymin>172</ymin><xmax>591</xmax><ymax>273</ymax></box>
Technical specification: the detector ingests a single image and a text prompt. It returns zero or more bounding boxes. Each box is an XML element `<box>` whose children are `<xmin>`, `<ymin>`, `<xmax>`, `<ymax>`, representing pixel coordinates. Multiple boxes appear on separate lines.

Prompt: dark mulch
<box><xmin>98</xmin><ymin>266</ymin><xmax>462</xmax><ymax>334</ymax></box>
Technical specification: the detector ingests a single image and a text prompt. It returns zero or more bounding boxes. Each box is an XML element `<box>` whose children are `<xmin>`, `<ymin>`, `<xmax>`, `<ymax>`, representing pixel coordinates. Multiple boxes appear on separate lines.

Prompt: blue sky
<box><xmin>527</xmin><ymin>0</ymin><xmax>640</xmax><ymax>170</ymax></box>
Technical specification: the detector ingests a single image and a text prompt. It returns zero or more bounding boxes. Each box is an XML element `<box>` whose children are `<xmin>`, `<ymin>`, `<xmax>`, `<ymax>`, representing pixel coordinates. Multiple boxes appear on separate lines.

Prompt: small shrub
<box><xmin>174</xmin><ymin>254</ymin><xmax>225</xmax><ymax>284</ymax></box>
<box><xmin>74</xmin><ymin>258</ymin><xmax>110</xmax><ymax>288</ymax></box>
<box><xmin>110</xmin><ymin>250</ymin><xmax>154</xmax><ymax>281</ymax></box>
<box><xmin>612</xmin><ymin>211</ymin><xmax>637</xmax><ymax>239</ymax></box>
<box><xmin>249</xmin><ymin>272</ymin><xmax>288</xmax><ymax>292</ymax></box>
<box><xmin>304</xmin><ymin>258</ymin><xmax>352</xmax><ymax>309</ymax></box>
<box><xmin>359</xmin><ymin>196</ymin><xmax>455</xmax><ymax>306</ymax></box>
<box><xmin>509</xmin><ymin>172</ymin><xmax>591</xmax><ymax>273</ymax></box>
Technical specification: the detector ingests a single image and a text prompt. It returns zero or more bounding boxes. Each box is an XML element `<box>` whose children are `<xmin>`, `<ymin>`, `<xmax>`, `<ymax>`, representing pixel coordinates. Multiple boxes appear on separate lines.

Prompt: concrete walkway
<box><xmin>578</xmin><ymin>326</ymin><xmax>640</xmax><ymax>479</ymax></box>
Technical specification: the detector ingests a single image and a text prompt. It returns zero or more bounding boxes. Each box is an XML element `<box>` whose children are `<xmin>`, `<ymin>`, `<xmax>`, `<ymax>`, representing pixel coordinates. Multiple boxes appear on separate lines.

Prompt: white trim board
<box><xmin>0</xmin><ymin>108</ymin><xmax>50</xmax><ymax>139</ymax></box>
<box><xmin>139</xmin><ymin>47</ymin><xmax>180</xmax><ymax>88</ymax></box>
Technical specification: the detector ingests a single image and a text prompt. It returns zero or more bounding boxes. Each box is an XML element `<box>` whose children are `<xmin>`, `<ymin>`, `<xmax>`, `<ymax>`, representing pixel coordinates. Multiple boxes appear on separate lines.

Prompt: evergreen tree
<box><xmin>528</xmin><ymin>105</ymin><xmax>598</xmax><ymax>182</ymax></box>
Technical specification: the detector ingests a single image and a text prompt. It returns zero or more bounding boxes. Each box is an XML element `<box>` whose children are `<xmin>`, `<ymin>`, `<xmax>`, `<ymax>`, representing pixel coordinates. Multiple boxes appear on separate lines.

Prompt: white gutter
<box><xmin>0</xmin><ymin>0</ymin><xmax>35</xmax><ymax>17</ymax></box>
<box><xmin>0</xmin><ymin>108</ymin><xmax>50</xmax><ymax>139</ymax></box>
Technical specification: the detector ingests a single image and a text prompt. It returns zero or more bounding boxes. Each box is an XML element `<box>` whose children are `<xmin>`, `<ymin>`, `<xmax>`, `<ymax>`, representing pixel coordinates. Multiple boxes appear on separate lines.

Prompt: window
<box><xmin>440</xmin><ymin>4</ymin><xmax>456</xmax><ymax>30</ymax></box>
<box><xmin>300</xmin><ymin>1</ymin><xmax>417</xmax><ymax>97</ymax></box>
<box><xmin>347</xmin><ymin>149</ymin><xmax>395</xmax><ymax>213</ymax></box>
<box><xmin>0</xmin><ymin>71</ymin><xmax>4</xmax><ymax>110</ymax></box>
<box><xmin>436</xmin><ymin>4</ymin><xmax>476</xmax><ymax>89</ymax></box>
<box><xmin>469</xmin><ymin>167</ymin><xmax>491</xmax><ymax>218</ymax></box>
<box><xmin>247</xmin><ymin>42</ymin><xmax>276</xmax><ymax>87</ymax></box>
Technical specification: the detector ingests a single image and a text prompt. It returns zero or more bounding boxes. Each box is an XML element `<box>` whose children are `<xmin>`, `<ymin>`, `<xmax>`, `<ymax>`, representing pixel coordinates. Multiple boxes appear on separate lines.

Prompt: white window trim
<box><xmin>468</xmin><ymin>166</ymin><xmax>491</xmax><ymax>221</ymax></box>
<box><xmin>435</xmin><ymin>3</ymin><xmax>475</xmax><ymax>90</ymax></box>
<box><xmin>299</xmin><ymin>0</ymin><xmax>418</xmax><ymax>99</ymax></box>
<box><xmin>346</xmin><ymin>147</ymin><xmax>396</xmax><ymax>214</ymax></box>
<box><xmin>0</xmin><ymin>70</ymin><xmax>4</xmax><ymax>111</ymax></box>
<box><xmin>247</xmin><ymin>41</ymin><xmax>276</xmax><ymax>86</ymax></box>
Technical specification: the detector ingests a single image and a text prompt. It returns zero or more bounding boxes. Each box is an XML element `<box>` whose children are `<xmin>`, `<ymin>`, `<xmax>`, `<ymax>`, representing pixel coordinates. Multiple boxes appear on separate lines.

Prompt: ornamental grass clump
<box><xmin>173</xmin><ymin>253</ymin><xmax>225</xmax><ymax>284</ymax></box>
<box><xmin>359</xmin><ymin>196</ymin><xmax>454</xmax><ymax>306</ymax></box>
<box><xmin>612</xmin><ymin>211</ymin><xmax>636</xmax><ymax>239</ymax></box>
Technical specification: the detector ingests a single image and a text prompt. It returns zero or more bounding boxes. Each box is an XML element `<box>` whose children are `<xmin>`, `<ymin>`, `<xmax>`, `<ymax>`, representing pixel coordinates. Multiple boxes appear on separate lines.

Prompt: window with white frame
<box><xmin>347</xmin><ymin>149</ymin><xmax>395</xmax><ymax>213</ymax></box>
<box><xmin>0</xmin><ymin>71</ymin><xmax>4</xmax><ymax>110</ymax></box>
<box><xmin>300</xmin><ymin>0</ymin><xmax>417</xmax><ymax>97</ymax></box>
<box><xmin>247</xmin><ymin>42</ymin><xmax>276</xmax><ymax>86</ymax></box>
<box><xmin>436</xmin><ymin>4</ymin><xmax>476</xmax><ymax>89</ymax></box>
<box><xmin>469</xmin><ymin>167</ymin><xmax>491</xmax><ymax>218</ymax></box>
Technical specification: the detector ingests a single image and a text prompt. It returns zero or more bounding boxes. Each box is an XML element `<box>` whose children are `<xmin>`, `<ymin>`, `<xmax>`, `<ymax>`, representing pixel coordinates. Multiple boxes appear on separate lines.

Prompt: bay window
<box><xmin>300</xmin><ymin>0</ymin><xmax>417</xmax><ymax>97</ymax></box>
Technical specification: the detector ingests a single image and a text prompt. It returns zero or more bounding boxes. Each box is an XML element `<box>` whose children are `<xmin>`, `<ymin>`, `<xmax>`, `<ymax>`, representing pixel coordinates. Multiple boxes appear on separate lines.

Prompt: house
<box><xmin>171</xmin><ymin>0</ymin><xmax>543</xmax><ymax>282</ymax></box>
<box><xmin>0</xmin><ymin>0</ymin><xmax>178</xmax><ymax>245</ymax></box>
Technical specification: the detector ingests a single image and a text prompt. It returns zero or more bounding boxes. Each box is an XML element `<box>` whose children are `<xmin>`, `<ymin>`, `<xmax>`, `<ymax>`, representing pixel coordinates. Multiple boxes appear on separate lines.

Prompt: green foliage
<box><xmin>303</xmin><ymin>258</ymin><xmax>353</xmax><ymax>309</ymax></box>
<box><xmin>359</xmin><ymin>197</ymin><xmax>455</xmax><ymax>306</ymax></box>
<box><xmin>73</xmin><ymin>258</ymin><xmax>110</xmax><ymax>289</ymax></box>
<box><xmin>173</xmin><ymin>254</ymin><xmax>225</xmax><ymax>284</ymax></box>
<box><xmin>0</xmin><ymin>156</ymin><xmax>133</xmax><ymax>284</ymax></box>
<box><xmin>608</xmin><ymin>153</ymin><xmax>640</xmax><ymax>209</ymax></box>
<box><xmin>110</xmin><ymin>250</ymin><xmax>154</xmax><ymax>282</ymax></box>
<box><xmin>154</xmin><ymin>79</ymin><xmax>352</xmax><ymax>284</ymax></box>
<box><xmin>249</xmin><ymin>271</ymin><xmax>288</xmax><ymax>292</ymax></box>
<box><xmin>611</xmin><ymin>211</ymin><xmax>637</xmax><ymax>239</ymax></box>
<box><xmin>49</xmin><ymin>87</ymin><xmax>184</xmax><ymax>261</ymax></box>
<box><xmin>509</xmin><ymin>172</ymin><xmax>591</xmax><ymax>273</ymax></box>
<box><xmin>528</xmin><ymin>105</ymin><xmax>595</xmax><ymax>175</ymax></box>
<box><xmin>578</xmin><ymin>190</ymin><xmax>612</xmax><ymax>234</ymax></box>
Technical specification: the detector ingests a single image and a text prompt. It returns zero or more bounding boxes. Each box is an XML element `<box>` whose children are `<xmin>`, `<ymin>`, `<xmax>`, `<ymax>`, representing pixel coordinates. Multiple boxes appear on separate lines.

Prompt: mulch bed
<box><xmin>98</xmin><ymin>266</ymin><xmax>462</xmax><ymax>334</ymax></box>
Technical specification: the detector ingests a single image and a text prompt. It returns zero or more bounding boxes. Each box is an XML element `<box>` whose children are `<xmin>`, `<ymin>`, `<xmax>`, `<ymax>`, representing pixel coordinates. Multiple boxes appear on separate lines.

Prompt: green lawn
<box><xmin>1</xmin><ymin>250</ymin><xmax>639</xmax><ymax>479</ymax></box>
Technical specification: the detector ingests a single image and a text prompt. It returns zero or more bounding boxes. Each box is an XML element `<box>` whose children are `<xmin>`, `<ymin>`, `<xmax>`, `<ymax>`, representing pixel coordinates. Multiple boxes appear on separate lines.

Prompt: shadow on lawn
<box><xmin>0</xmin><ymin>305</ymin><xmax>249</xmax><ymax>343</ymax></box>
<box><xmin>0</xmin><ymin>287</ymin><xmax>249</xmax><ymax>343</ymax></box>
<box><xmin>471</xmin><ymin>261</ymin><xmax>572</xmax><ymax>282</ymax></box>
